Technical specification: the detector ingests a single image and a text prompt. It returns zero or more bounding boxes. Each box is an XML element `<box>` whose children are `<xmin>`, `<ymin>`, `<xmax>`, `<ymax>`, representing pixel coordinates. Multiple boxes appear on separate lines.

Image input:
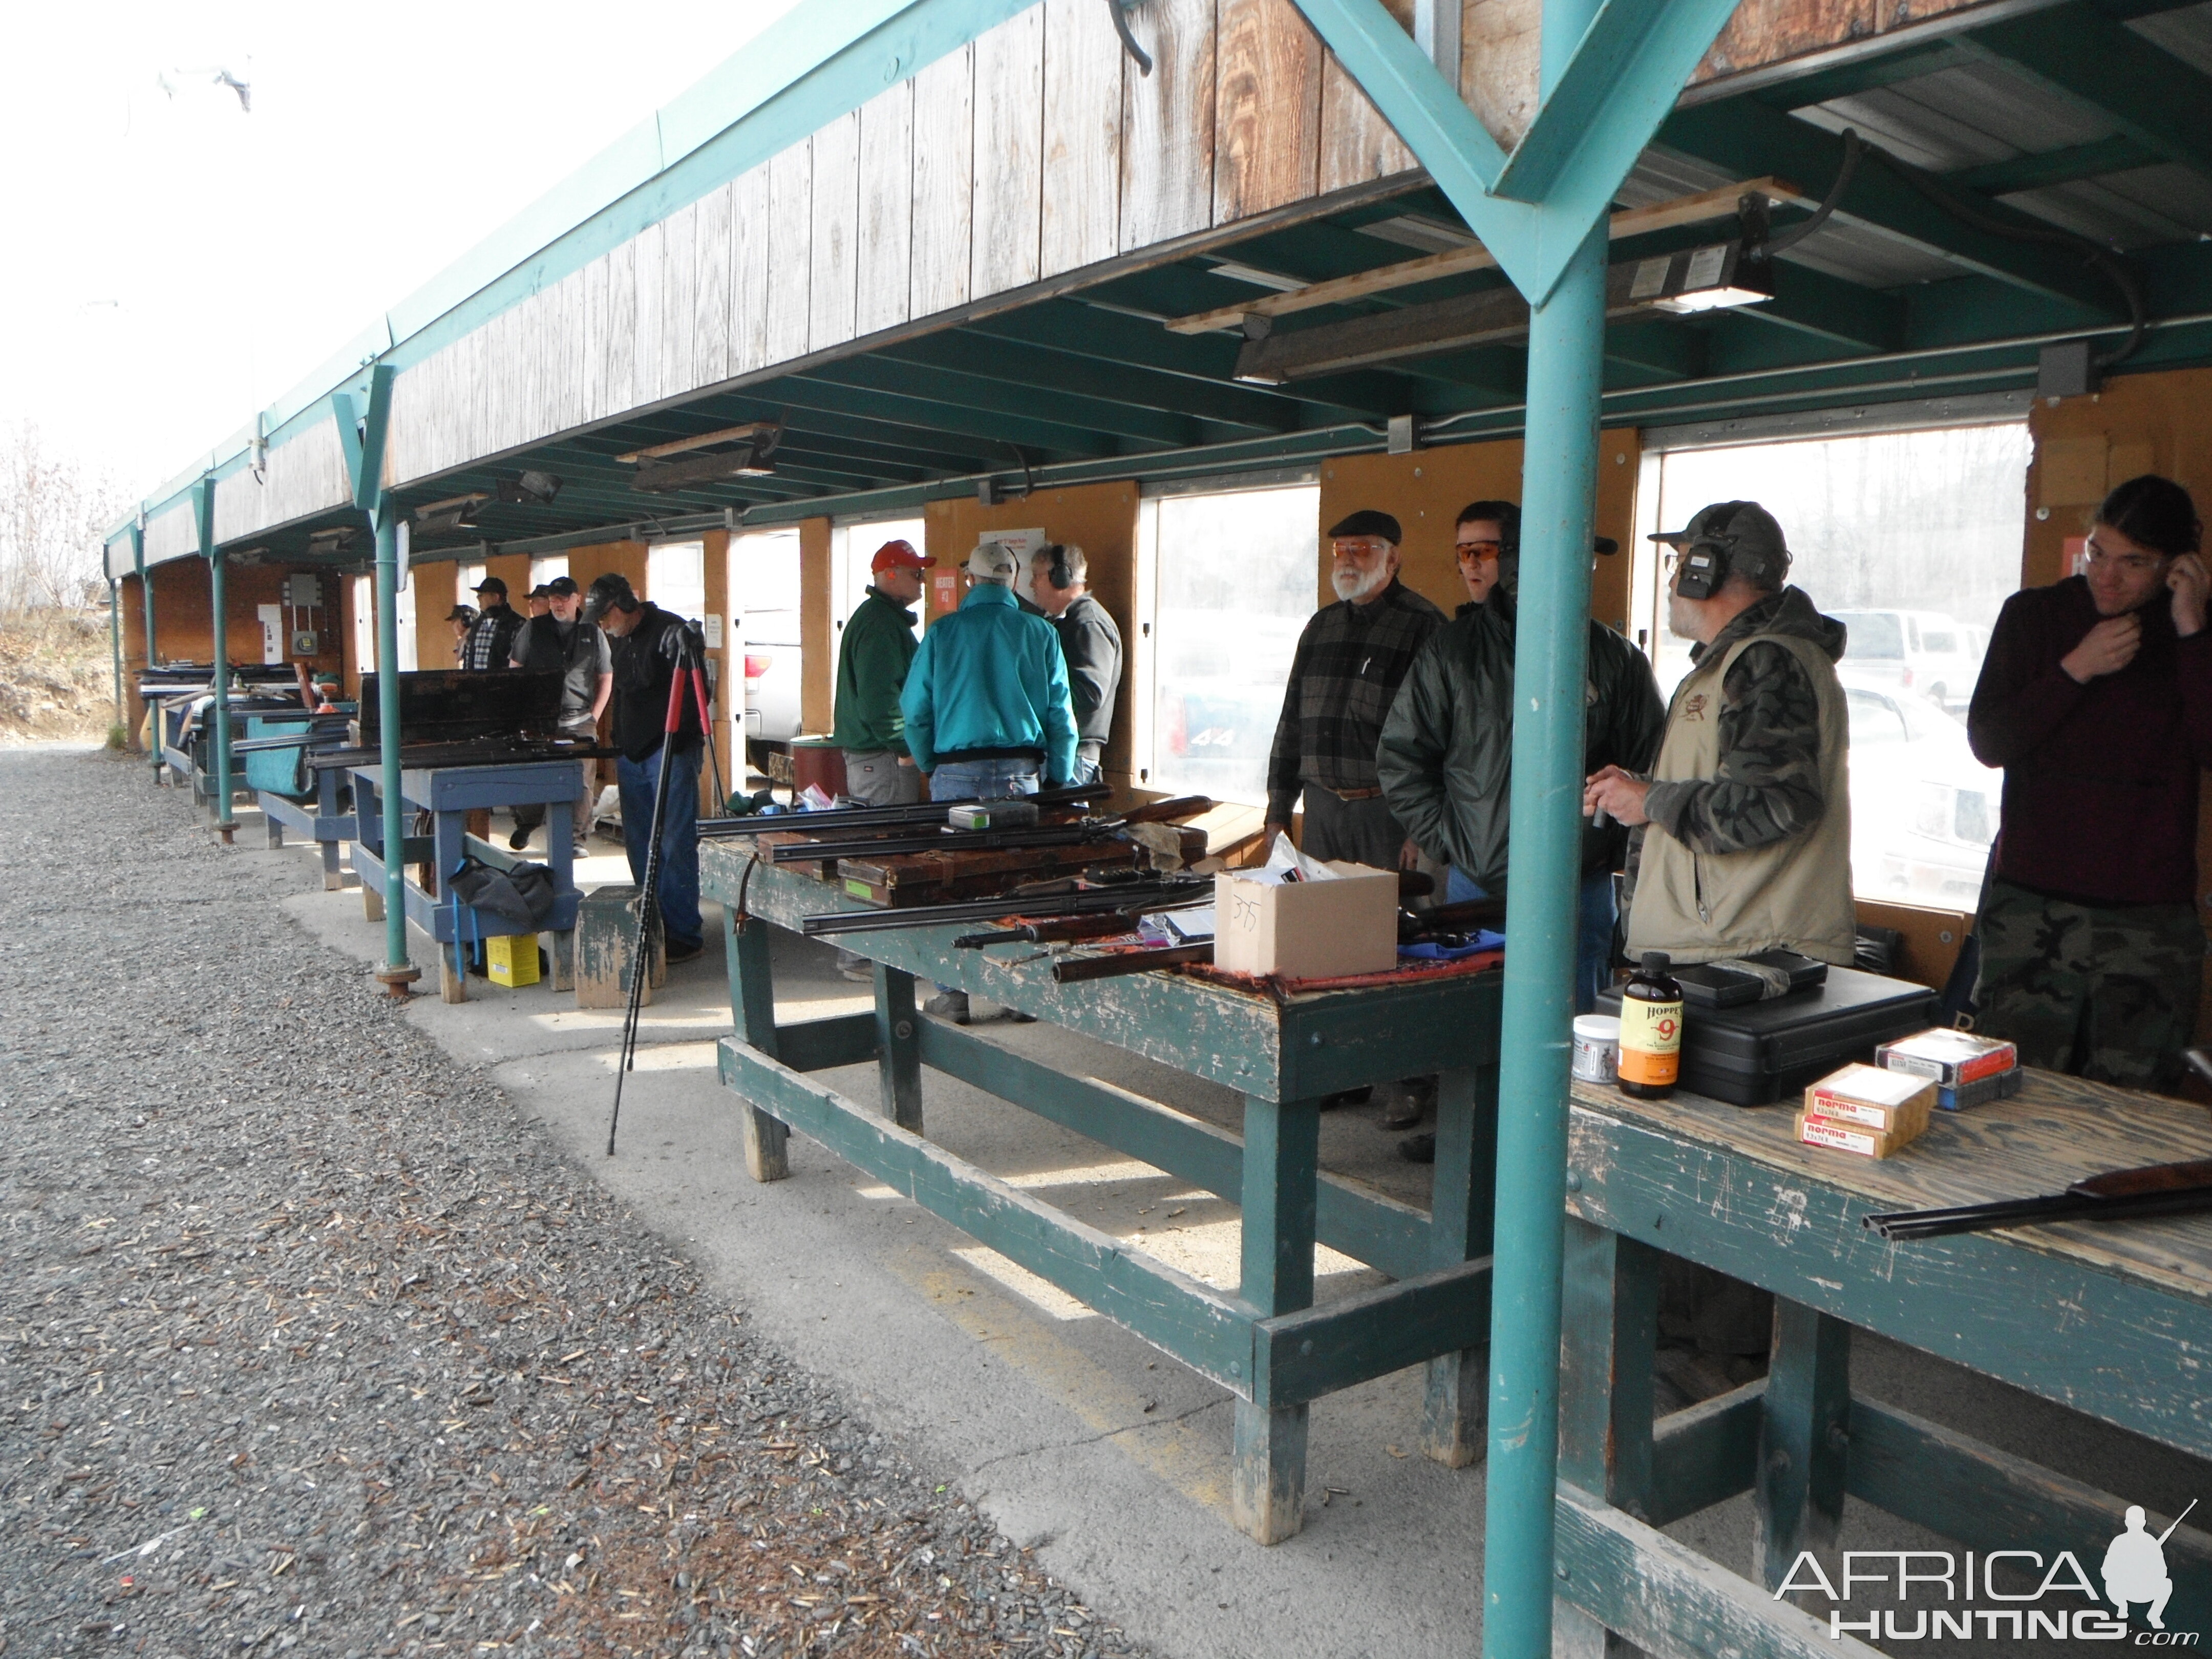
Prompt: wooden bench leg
<box><xmin>363</xmin><ymin>881</ymin><xmax>385</xmax><ymax>923</ymax></box>
<box><xmin>439</xmin><ymin>945</ymin><xmax>468</xmax><ymax>1005</ymax></box>
<box><xmin>1232</xmin><ymin>1094</ymin><xmax>1317</xmax><ymax>1544</ymax></box>
<box><xmin>874</xmin><ymin>963</ymin><xmax>923</xmax><ymax>1134</ymax></box>
<box><xmin>265</xmin><ymin>816</ymin><xmax>285</xmax><ymax>849</ymax></box>
<box><xmin>549</xmin><ymin>928</ymin><xmax>575</xmax><ymax>992</ymax></box>
<box><xmin>1754</xmin><ymin>1298</ymin><xmax>1850</xmax><ymax>1594</ymax></box>
<box><xmin>1422</xmin><ymin>1065</ymin><xmax>1495</xmax><ymax>1466</ymax></box>
<box><xmin>320</xmin><ymin>839</ymin><xmax>343</xmax><ymax>890</ymax></box>
<box><xmin>726</xmin><ymin>907</ymin><xmax>789</xmax><ymax>1182</ymax></box>
<box><xmin>1552</xmin><ymin>1598</ymin><xmax>1652</xmax><ymax>1658</ymax></box>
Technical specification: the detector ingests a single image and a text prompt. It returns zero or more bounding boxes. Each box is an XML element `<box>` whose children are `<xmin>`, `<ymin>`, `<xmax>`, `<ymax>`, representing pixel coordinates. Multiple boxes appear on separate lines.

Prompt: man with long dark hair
<box><xmin>1967</xmin><ymin>474</ymin><xmax>2212</xmax><ymax>1090</ymax></box>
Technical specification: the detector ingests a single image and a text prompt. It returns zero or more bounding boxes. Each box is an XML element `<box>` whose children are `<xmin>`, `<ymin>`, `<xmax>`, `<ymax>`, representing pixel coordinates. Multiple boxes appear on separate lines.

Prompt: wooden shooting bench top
<box><xmin>1568</xmin><ymin>1068</ymin><xmax>2212</xmax><ymax>1306</ymax></box>
<box><xmin>700</xmin><ymin>843</ymin><xmax>1503</xmax><ymax>1101</ymax></box>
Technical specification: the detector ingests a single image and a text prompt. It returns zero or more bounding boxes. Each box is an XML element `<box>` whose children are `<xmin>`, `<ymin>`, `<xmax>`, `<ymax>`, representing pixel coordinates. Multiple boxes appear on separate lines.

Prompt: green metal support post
<box><xmin>107</xmin><ymin>579</ymin><xmax>122</xmax><ymax>738</ymax></box>
<box><xmin>134</xmin><ymin>526</ymin><xmax>157</xmax><ymax>774</ymax></box>
<box><xmin>1483</xmin><ymin>0</ymin><xmax>1608</xmax><ymax>1649</ymax></box>
<box><xmin>373</xmin><ymin>511</ymin><xmax>414</xmax><ymax>993</ymax></box>
<box><xmin>197</xmin><ymin>479</ymin><xmax>237</xmax><ymax>843</ymax></box>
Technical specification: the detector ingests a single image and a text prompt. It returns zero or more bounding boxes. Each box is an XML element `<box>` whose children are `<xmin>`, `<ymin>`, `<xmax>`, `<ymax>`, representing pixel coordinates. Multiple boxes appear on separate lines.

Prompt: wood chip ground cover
<box><xmin>0</xmin><ymin>750</ymin><xmax>1152</xmax><ymax>1658</ymax></box>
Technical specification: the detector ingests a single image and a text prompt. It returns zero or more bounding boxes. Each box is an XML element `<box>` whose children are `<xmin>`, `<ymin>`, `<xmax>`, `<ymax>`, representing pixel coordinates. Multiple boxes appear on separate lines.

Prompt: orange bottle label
<box><xmin>1618</xmin><ymin>996</ymin><xmax>1682</xmax><ymax>1086</ymax></box>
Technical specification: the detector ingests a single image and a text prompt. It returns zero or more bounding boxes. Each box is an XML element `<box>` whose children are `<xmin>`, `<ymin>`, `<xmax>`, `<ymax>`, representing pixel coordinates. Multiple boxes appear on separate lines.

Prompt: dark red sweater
<box><xmin>1968</xmin><ymin>575</ymin><xmax>2212</xmax><ymax>906</ymax></box>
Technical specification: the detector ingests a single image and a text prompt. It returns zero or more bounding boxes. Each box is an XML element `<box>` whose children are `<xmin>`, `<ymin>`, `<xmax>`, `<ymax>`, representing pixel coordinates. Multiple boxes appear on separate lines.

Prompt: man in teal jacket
<box><xmin>902</xmin><ymin>541</ymin><xmax>1079</xmax><ymax>802</ymax></box>
<box><xmin>832</xmin><ymin>539</ymin><xmax>930</xmax><ymax>809</ymax></box>
<box><xmin>901</xmin><ymin>540</ymin><xmax>1079</xmax><ymax>1024</ymax></box>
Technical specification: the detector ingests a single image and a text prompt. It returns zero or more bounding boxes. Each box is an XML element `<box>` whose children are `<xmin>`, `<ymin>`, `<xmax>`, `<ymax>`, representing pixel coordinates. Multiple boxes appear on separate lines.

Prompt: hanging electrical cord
<box><xmin>1752</xmin><ymin>127</ymin><xmax>2148</xmax><ymax>369</ymax></box>
<box><xmin>1107</xmin><ymin>0</ymin><xmax>1154</xmax><ymax>76</ymax></box>
<box><xmin>1754</xmin><ymin>128</ymin><xmax>1863</xmax><ymax>261</ymax></box>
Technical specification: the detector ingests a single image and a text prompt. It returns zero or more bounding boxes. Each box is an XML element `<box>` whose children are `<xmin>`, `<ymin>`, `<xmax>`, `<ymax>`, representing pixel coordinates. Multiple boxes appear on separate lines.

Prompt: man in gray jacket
<box><xmin>1379</xmin><ymin>501</ymin><xmax>1664</xmax><ymax>1013</ymax></box>
<box><xmin>1027</xmin><ymin>543</ymin><xmax>1122</xmax><ymax>785</ymax></box>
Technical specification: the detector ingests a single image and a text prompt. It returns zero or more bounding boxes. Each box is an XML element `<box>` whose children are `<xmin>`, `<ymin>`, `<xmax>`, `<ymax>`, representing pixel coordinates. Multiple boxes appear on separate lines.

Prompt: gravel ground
<box><xmin>0</xmin><ymin>748</ymin><xmax>1152</xmax><ymax>1659</ymax></box>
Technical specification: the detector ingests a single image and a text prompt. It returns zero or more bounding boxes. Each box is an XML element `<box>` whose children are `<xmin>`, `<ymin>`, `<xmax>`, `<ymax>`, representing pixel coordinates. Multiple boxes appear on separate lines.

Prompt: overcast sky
<box><xmin>0</xmin><ymin>0</ymin><xmax>803</xmax><ymax>506</ymax></box>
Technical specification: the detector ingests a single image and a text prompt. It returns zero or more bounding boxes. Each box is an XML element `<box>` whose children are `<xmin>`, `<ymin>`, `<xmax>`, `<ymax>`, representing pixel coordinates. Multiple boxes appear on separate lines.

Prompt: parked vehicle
<box><xmin>1829</xmin><ymin>608</ymin><xmax>1984</xmax><ymax>712</ymax></box>
<box><xmin>1841</xmin><ymin>669</ymin><xmax>1998</xmax><ymax>910</ymax></box>
<box><xmin>738</xmin><ymin>606</ymin><xmax>802</xmax><ymax>746</ymax></box>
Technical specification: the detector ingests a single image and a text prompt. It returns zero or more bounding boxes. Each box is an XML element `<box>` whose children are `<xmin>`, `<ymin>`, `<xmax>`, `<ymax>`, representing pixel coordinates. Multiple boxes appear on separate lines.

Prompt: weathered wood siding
<box><xmin>143</xmin><ymin>502</ymin><xmax>200</xmax><ymax>563</ymax></box>
<box><xmin>380</xmin><ymin>0</ymin><xmax>2025</xmax><ymax>490</ymax></box>
<box><xmin>211</xmin><ymin>417</ymin><xmax>352</xmax><ymax>545</ymax></box>
<box><xmin>382</xmin><ymin>0</ymin><xmax>1432</xmax><ymax>487</ymax></box>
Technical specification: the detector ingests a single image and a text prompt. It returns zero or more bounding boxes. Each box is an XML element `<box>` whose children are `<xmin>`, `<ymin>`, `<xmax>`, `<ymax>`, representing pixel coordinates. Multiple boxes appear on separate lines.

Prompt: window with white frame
<box><xmin>646</xmin><ymin>540</ymin><xmax>707</xmax><ymax>622</ymax></box>
<box><xmin>728</xmin><ymin>529</ymin><xmax>803</xmax><ymax>745</ymax></box>
<box><xmin>394</xmin><ymin>562</ymin><xmax>419</xmax><ymax>672</ymax></box>
<box><xmin>1132</xmin><ymin>476</ymin><xmax>1319</xmax><ymax>803</ymax></box>
<box><xmin>457</xmin><ymin>561</ymin><xmax>486</xmax><ymax>610</ymax></box>
<box><xmin>830</xmin><ymin>516</ymin><xmax>927</xmax><ymax>635</ymax></box>
<box><xmin>352</xmin><ymin>575</ymin><xmax>375</xmax><ymax>673</ymax></box>
<box><xmin>1633</xmin><ymin>420</ymin><xmax>2029</xmax><ymax>910</ymax></box>
<box><xmin>528</xmin><ymin>555</ymin><xmax>569</xmax><ymax>591</ymax></box>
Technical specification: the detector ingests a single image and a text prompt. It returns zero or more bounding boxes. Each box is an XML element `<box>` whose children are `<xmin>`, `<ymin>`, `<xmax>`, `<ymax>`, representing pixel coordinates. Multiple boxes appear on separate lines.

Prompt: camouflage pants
<box><xmin>1974</xmin><ymin>879</ymin><xmax>2204</xmax><ymax>1092</ymax></box>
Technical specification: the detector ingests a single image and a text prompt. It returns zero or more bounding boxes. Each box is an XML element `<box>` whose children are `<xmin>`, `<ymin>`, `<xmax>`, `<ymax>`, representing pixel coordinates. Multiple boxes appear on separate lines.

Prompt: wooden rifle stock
<box><xmin>1052</xmin><ymin>944</ymin><xmax>1213</xmax><ymax>984</ymax></box>
<box><xmin>952</xmin><ymin>914</ymin><xmax>1135</xmax><ymax>950</ymax></box>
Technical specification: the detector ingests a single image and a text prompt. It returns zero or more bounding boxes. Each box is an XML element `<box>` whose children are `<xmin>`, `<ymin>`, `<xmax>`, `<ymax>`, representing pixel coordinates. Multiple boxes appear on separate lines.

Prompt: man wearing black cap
<box><xmin>1378</xmin><ymin>500</ymin><xmax>1664</xmax><ymax>1019</ymax></box>
<box><xmin>1584</xmin><ymin>500</ymin><xmax>1856</xmax><ymax>968</ymax></box>
<box><xmin>524</xmin><ymin>583</ymin><xmax>554</xmax><ymax>620</ymax></box>
<box><xmin>1264</xmin><ymin>509</ymin><xmax>1445</xmax><ymax>871</ymax></box>
<box><xmin>461</xmin><ymin>576</ymin><xmax>526</xmax><ymax>672</ymax></box>
<box><xmin>444</xmin><ymin>605</ymin><xmax>477</xmax><ymax>665</ymax></box>
<box><xmin>506</xmin><ymin>575</ymin><xmax>613</xmax><ymax>853</ymax></box>
<box><xmin>583</xmin><ymin>572</ymin><xmax>708</xmax><ymax>964</ymax></box>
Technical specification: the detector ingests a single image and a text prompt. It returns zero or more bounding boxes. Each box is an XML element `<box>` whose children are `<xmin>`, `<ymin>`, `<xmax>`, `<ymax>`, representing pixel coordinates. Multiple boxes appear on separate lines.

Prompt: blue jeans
<box><xmin>618</xmin><ymin>744</ymin><xmax>703</xmax><ymax>951</ymax></box>
<box><xmin>928</xmin><ymin>758</ymin><xmax>1040</xmax><ymax>802</ymax></box>
<box><xmin>1448</xmin><ymin>865</ymin><xmax>1617</xmax><ymax>1015</ymax></box>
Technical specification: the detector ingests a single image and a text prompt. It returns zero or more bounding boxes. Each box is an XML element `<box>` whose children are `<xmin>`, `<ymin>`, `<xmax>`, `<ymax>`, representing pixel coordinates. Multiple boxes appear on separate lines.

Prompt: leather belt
<box><xmin>1320</xmin><ymin>784</ymin><xmax>1385</xmax><ymax>802</ymax></box>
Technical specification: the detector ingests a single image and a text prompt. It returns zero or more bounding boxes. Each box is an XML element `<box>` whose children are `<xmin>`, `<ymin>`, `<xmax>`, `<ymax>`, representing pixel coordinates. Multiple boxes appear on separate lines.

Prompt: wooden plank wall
<box><xmin>381</xmin><ymin>0</ymin><xmax>1435</xmax><ymax>491</ymax></box>
<box><xmin>211</xmin><ymin>417</ymin><xmax>352</xmax><ymax>546</ymax></box>
<box><xmin>144</xmin><ymin>503</ymin><xmax>198</xmax><ymax>564</ymax></box>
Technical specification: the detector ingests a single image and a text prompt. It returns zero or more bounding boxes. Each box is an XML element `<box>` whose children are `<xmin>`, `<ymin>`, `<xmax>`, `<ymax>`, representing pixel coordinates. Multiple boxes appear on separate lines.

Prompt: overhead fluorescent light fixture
<box><xmin>307</xmin><ymin>526</ymin><xmax>361</xmax><ymax>556</ymax></box>
<box><xmin>1639</xmin><ymin>242</ymin><xmax>1773</xmax><ymax>314</ymax></box>
<box><xmin>496</xmin><ymin>470</ymin><xmax>563</xmax><ymax>505</ymax></box>
<box><xmin>412</xmin><ymin>493</ymin><xmax>488</xmax><ymax>536</ymax></box>
<box><xmin>622</xmin><ymin>421</ymin><xmax>782</xmax><ymax>494</ymax></box>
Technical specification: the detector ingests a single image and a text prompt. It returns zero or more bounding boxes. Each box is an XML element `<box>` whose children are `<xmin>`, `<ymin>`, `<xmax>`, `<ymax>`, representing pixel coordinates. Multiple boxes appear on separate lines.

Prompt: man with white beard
<box><xmin>1264</xmin><ymin>509</ymin><xmax>1445</xmax><ymax>874</ymax></box>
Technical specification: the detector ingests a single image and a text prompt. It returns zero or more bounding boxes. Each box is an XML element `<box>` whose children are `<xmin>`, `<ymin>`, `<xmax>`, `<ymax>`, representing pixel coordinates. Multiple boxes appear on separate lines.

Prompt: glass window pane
<box><xmin>647</xmin><ymin>540</ymin><xmax>707</xmax><ymax>622</ymax></box>
<box><xmin>729</xmin><ymin>530</ymin><xmax>802</xmax><ymax>744</ymax></box>
<box><xmin>1147</xmin><ymin>483</ymin><xmax>1317</xmax><ymax>804</ymax></box>
<box><xmin>1653</xmin><ymin>422</ymin><xmax>2025</xmax><ymax>909</ymax></box>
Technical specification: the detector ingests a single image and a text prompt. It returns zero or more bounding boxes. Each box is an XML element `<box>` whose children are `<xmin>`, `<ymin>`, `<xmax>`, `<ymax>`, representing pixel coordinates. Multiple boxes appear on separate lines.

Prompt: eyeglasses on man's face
<box><xmin>2083</xmin><ymin>538</ymin><xmax>2168</xmax><ymax>578</ymax></box>
<box><xmin>1455</xmin><ymin>540</ymin><xmax>1503</xmax><ymax>562</ymax></box>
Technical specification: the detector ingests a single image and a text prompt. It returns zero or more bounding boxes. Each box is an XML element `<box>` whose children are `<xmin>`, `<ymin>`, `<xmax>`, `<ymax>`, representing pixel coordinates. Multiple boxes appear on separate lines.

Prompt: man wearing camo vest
<box><xmin>1584</xmin><ymin>500</ymin><xmax>1857</xmax><ymax>968</ymax></box>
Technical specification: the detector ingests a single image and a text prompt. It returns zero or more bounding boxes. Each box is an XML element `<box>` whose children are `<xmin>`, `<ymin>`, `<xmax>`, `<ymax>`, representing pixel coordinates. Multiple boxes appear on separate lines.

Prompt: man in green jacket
<box><xmin>1378</xmin><ymin>500</ymin><xmax>1664</xmax><ymax>1018</ymax></box>
<box><xmin>832</xmin><ymin>539</ymin><xmax>931</xmax><ymax>809</ymax></box>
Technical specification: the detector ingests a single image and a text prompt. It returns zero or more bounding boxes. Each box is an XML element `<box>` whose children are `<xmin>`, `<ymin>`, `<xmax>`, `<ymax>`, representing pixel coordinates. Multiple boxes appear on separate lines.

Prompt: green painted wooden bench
<box><xmin>1555</xmin><ymin>1067</ymin><xmax>2212</xmax><ymax>1657</ymax></box>
<box><xmin>700</xmin><ymin>845</ymin><xmax>1503</xmax><ymax>1543</ymax></box>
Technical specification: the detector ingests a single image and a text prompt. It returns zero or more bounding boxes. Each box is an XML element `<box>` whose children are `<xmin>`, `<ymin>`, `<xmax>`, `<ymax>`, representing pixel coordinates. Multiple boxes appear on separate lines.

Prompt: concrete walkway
<box><xmin>239</xmin><ymin>797</ymin><xmax>2210</xmax><ymax>1658</ymax></box>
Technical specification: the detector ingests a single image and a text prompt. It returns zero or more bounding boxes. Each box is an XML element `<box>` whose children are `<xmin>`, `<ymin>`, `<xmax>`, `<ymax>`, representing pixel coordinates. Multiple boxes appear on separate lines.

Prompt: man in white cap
<box><xmin>899</xmin><ymin>540</ymin><xmax>1079</xmax><ymax>1022</ymax></box>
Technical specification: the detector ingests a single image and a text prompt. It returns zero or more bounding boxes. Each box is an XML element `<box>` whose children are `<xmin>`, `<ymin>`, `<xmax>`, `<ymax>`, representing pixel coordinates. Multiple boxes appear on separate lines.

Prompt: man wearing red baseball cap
<box><xmin>828</xmin><ymin>538</ymin><xmax>934</xmax><ymax>976</ymax></box>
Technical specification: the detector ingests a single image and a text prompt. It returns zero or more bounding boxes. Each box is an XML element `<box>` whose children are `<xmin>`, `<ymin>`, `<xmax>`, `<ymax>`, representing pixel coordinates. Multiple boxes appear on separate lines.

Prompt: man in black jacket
<box><xmin>583</xmin><ymin>573</ymin><xmax>707</xmax><ymax>963</ymax></box>
<box><xmin>1026</xmin><ymin>543</ymin><xmax>1122</xmax><ymax>784</ymax></box>
<box><xmin>1379</xmin><ymin>501</ymin><xmax>1664</xmax><ymax>1014</ymax></box>
<box><xmin>461</xmin><ymin>576</ymin><xmax>526</xmax><ymax>671</ymax></box>
<box><xmin>506</xmin><ymin>576</ymin><xmax>612</xmax><ymax>853</ymax></box>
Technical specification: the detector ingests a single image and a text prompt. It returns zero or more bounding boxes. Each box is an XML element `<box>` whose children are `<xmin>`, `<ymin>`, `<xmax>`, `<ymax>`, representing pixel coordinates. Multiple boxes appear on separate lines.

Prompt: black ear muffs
<box><xmin>1675</xmin><ymin>542</ymin><xmax>1727</xmax><ymax>600</ymax></box>
<box><xmin>1047</xmin><ymin>543</ymin><xmax>1075</xmax><ymax>589</ymax></box>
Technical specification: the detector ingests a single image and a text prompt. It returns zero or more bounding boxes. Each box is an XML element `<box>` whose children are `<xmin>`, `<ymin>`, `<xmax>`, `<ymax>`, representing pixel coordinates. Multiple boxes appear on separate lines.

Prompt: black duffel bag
<box><xmin>446</xmin><ymin>857</ymin><xmax>558</xmax><ymax>934</ymax></box>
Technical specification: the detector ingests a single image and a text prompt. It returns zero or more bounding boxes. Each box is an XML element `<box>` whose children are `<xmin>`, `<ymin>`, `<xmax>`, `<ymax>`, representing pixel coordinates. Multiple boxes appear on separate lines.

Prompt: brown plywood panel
<box><xmin>1216</xmin><ymin>0</ymin><xmax>1323</xmax><ymax>224</ymax></box>
<box><xmin>911</xmin><ymin>44</ymin><xmax>975</xmax><ymax>316</ymax></box>
<box><xmin>1041</xmin><ymin>0</ymin><xmax>1124</xmax><ymax>279</ymax></box>
<box><xmin>857</xmin><ymin>80</ymin><xmax>915</xmax><ymax>337</ymax></box>
<box><xmin>1319</xmin><ymin>0</ymin><xmax>1416</xmax><ymax>194</ymax></box>
<box><xmin>810</xmin><ymin>110</ymin><xmax>862</xmax><ymax>354</ymax></box>
<box><xmin>2038</xmin><ymin>436</ymin><xmax>2108</xmax><ymax>510</ymax></box>
<box><xmin>1316</xmin><ymin>432</ymin><xmax>1642</xmax><ymax>628</ymax></box>
<box><xmin>730</xmin><ymin>163</ymin><xmax>772</xmax><ymax>376</ymax></box>
<box><xmin>1120</xmin><ymin>0</ymin><xmax>1217</xmax><ymax>251</ymax></box>
<box><xmin>1462</xmin><ymin>0</ymin><xmax>1540</xmax><ymax>151</ymax></box>
<box><xmin>694</xmin><ymin>183</ymin><xmax>733</xmax><ymax>389</ymax></box>
<box><xmin>1697</xmin><ymin>0</ymin><xmax>1881</xmax><ymax>82</ymax></box>
<box><xmin>767</xmin><ymin>140</ymin><xmax>814</xmax><ymax>367</ymax></box>
<box><xmin>972</xmin><ymin>8</ymin><xmax>1045</xmax><ymax>299</ymax></box>
<box><xmin>799</xmin><ymin>516</ymin><xmax>834</xmax><ymax>734</ymax></box>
